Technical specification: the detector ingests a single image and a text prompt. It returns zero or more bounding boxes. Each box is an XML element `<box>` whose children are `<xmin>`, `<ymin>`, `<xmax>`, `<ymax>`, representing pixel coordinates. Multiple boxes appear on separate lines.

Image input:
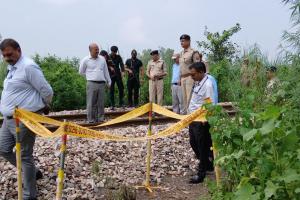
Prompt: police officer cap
<box><xmin>150</xmin><ymin>50</ymin><xmax>159</xmax><ymax>55</ymax></box>
<box><xmin>180</xmin><ymin>34</ymin><xmax>191</xmax><ymax>40</ymax></box>
<box><xmin>110</xmin><ymin>46</ymin><xmax>118</xmax><ymax>52</ymax></box>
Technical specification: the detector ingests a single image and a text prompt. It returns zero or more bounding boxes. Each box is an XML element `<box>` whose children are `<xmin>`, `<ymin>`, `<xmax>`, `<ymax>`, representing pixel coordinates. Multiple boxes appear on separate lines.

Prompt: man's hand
<box><xmin>128</xmin><ymin>69</ymin><xmax>133</xmax><ymax>74</ymax></box>
<box><xmin>43</xmin><ymin>104</ymin><xmax>51</xmax><ymax>115</ymax></box>
<box><xmin>110</xmin><ymin>67</ymin><xmax>115</xmax><ymax>73</ymax></box>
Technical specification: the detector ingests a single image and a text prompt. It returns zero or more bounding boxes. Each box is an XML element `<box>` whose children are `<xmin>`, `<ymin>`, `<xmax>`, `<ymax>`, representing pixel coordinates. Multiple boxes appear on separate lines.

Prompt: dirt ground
<box><xmin>135</xmin><ymin>174</ymin><xmax>212</xmax><ymax>200</ymax></box>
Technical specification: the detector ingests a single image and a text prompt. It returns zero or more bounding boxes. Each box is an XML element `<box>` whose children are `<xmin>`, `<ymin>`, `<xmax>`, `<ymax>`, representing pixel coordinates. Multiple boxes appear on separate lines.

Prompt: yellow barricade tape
<box><xmin>14</xmin><ymin>105</ymin><xmax>208</xmax><ymax>141</ymax></box>
<box><xmin>150</xmin><ymin>107</ymin><xmax>207</xmax><ymax>140</ymax></box>
<box><xmin>15</xmin><ymin>110</ymin><xmax>58</xmax><ymax>137</ymax></box>
<box><xmin>63</xmin><ymin>122</ymin><xmax>145</xmax><ymax>141</ymax></box>
<box><xmin>152</xmin><ymin>103</ymin><xmax>207</xmax><ymax>122</ymax></box>
<box><xmin>15</xmin><ymin>108</ymin><xmax>63</xmax><ymax>126</ymax></box>
<box><xmin>95</xmin><ymin>103</ymin><xmax>150</xmax><ymax>127</ymax></box>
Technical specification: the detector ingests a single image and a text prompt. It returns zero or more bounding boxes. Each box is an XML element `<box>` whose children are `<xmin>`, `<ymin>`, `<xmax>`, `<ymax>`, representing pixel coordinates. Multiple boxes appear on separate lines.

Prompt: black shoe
<box><xmin>36</xmin><ymin>170</ymin><xmax>43</xmax><ymax>180</ymax></box>
<box><xmin>189</xmin><ymin>175</ymin><xmax>205</xmax><ymax>184</ymax></box>
<box><xmin>24</xmin><ymin>198</ymin><xmax>37</xmax><ymax>200</ymax></box>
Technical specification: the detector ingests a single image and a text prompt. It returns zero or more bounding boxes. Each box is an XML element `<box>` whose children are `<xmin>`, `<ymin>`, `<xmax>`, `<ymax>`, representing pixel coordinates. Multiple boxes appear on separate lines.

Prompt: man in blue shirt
<box><xmin>171</xmin><ymin>54</ymin><xmax>184</xmax><ymax>114</ymax></box>
<box><xmin>0</xmin><ymin>38</ymin><xmax>53</xmax><ymax>200</ymax></box>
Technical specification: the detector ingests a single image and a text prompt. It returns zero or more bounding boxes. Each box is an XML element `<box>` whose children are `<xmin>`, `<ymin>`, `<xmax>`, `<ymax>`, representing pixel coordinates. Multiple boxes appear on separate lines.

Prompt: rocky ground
<box><xmin>0</xmin><ymin>123</ymin><xmax>213</xmax><ymax>200</ymax></box>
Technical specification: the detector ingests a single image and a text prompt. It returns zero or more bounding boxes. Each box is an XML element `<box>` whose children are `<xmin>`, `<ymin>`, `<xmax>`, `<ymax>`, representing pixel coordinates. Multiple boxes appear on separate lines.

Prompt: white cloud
<box><xmin>118</xmin><ymin>16</ymin><xmax>149</xmax><ymax>45</ymax></box>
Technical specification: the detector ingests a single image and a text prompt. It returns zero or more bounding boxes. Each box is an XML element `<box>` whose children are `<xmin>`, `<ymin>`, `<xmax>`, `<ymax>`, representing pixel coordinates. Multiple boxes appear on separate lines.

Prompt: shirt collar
<box><xmin>89</xmin><ymin>54</ymin><xmax>98</xmax><ymax>59</ymax></box>
<box><xmin>184</xmin><ymin>47</ymin><xmax>191</xmax><ymax>52</ymax></box>
<box><xmin>8</xmin><ymin>55</ymin><xmax>23</xmax><ymax>70</ymax></box>
<box><xmin>195</xmin><ymin>75</ymin><xmax>208</xmax><ymax>86</ymax></box>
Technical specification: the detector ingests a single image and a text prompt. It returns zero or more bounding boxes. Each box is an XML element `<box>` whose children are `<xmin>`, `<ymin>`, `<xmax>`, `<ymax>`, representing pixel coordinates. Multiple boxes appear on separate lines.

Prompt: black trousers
<box><xmin>110</xmin><ymin>76</ymin><xmax>124</xmax><ymax>107</ymax></box>
<box><xmin>127</xmin><ymin>78</ymin><xmax>140</xmax><ymax>106</ymax></box>
<box><xmin>189</xmin><ymin>122</ymin><xmax>213</xmax><ymax>176</ymax></box>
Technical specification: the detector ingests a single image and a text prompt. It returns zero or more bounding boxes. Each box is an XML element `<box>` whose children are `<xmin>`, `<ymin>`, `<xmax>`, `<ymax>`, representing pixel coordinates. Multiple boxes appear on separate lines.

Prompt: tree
<box><xmin>281</xmin><ymin>0</ymin><xmax>300</xmax><ymax>56</ymax></box>
<box><xmin>197</xmin><ymin>23</ymin><xmax>241</xmax><ymax>63</ymax></box>
<box><xmin>33</xmin><ymin>55</ymin><xmax>86</xmax><ymax>111</ymax></box>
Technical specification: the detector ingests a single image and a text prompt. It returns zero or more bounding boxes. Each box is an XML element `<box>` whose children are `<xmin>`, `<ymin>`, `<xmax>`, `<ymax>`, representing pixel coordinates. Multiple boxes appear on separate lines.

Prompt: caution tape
<box><xmin>14</xmin><ymin>103</ymin><xmax>209</xmax><ymax>141</ymax></box>
<box><xmin>150</xmin><ymin>107</ymin><xmax>207</xmax><ymax>140</ymax></box>
<box><xmin>152</xmin><ymin>103</ymin><xmax>207</xmax><ymax>122</ymax></box>
<box><xmin>95</xmin><ymin>103</ymin><xmax>150</xmax><ymax>127</ymax></box>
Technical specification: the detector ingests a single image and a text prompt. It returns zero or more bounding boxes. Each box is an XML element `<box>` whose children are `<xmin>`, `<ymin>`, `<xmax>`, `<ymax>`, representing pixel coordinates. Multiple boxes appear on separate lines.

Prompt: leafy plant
<box><xmin>197</xmin><ymin>23</ymin><xmax>241</xmax><ymax>63</ymax></box>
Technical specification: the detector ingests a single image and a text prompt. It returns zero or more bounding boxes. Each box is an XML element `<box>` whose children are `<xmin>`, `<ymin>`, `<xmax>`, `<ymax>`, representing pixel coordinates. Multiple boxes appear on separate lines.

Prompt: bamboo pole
<box><xmin>56</xmin><ymin>120</ymin><xmax>67</xmax><ymax>200</ymax></box>
<box><xmin>15</xmin><ymin>109</ymin><xmax>23</xmax><ymax>200</ymax></box>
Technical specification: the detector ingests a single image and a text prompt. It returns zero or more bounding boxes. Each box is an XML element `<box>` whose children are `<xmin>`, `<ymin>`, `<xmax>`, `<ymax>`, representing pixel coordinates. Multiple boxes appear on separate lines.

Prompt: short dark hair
<box><xmin>180</xmin><ymin>34</ymin><xmax>191</xmax><ymax>41</ymax></box>
<box><xmin>100</xmin><ymin>50</ymin><xmax>108</xmax><ymax>57</ymax></box>
<box><xmin>267</xmin><ymin>66</ymin><xmax>277</xmax><ymax>72</ymax></box>
<box><xmin>150</xmin><ymin>50</ymin><xmax>159</xmax><ymax>55</ymax></box>
<box><xmin>110</xmin><ymin>46</ymin><xmax>118</xmax><ymax>52</ymax></box>
<box><xmin>131</xmin><ymin>49</ymin><xmax>137</xmax><ymax>54</ymax></box>
<box><xmin>0</xmin><ymin>38</ymin><xmax>21</xmax><ymax>51</ymax></box>
<box><xmin>189</xmin><ymin>62</ymin><xmax>206</xmax><ymax>73</ymax></box>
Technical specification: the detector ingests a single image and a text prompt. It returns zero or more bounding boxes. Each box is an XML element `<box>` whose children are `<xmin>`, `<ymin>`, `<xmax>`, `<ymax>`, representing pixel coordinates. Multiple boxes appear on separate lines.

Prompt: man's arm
<box><xmin>124</xmin><ymin>59</ymin><xmax>133</xmax><ymax>73</ymax></box>
<box><xmin>79</xmin><ymin>58</ymin><xmax>87</xmax><ymax>75</ymax></box>
<box><xmin>155</xmin><ymin>61</ymin><xmax>167</xmax><ymax>78</ymax></box>
<box><xmin>103</xmin><ymin>59</ymin><xmax>111</xmax><ymax>87</ymax></box>
<box><xmin>25</xmin><ymin>65</ymin><xmax>53</xmax><ymax>105</ymax></box>
<box><xmin>204</xmin><ymin>82</ymin><xmax>214</xmax><ymax>105</ymax></box>
<box><xmin>146</xmin><ymin>62</ymin><xmax>151</xmax><ymax>79</ymax></box>
<box><xmin>119</xmin><ymin>56</ymin><xmax>125</xmax><ymax>72</ymax></box>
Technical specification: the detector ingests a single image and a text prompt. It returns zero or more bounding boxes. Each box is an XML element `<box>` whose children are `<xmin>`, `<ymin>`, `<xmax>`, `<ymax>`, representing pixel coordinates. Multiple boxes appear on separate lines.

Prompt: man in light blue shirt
<box><xmin>0</xmin><ymin>38</ymin><xmax>53</xmax><ymax>200</ymax></box>
<box><xmin>171</xmin><ymin>54</ymin><xmax>184</xmax><ymax>114</ymax></box>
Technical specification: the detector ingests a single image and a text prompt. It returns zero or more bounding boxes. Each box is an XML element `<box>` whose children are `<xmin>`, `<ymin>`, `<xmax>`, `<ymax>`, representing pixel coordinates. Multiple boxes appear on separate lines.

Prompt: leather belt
<box><xmin>89</xmin><ymin>80</ymin><xmax>105</xmax><ymax>84</ymax></box>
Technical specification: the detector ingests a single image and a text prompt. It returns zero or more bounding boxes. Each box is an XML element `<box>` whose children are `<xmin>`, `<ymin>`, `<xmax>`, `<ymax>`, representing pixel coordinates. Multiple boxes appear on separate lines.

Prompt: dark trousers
<box><xmin>110</xmin><ymin>76</ymin><xmax>124</xmax><ymax>107</ymax></box>
<box><xmin>189</xmin><ymin>122</ymin><xmax>213</xmax><ymax>176</ymax></box>
<box><xmin>127</xmin><ymin>78</ymin><xmax>140</xmax><ymax>106</ymax></box>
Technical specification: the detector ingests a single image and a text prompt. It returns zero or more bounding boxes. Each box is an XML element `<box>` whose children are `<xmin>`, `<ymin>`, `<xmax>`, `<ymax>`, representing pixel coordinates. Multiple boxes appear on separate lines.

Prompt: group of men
<box><xmin>0</xmin><ymin>34</ymin><xmax>218</xmax><ymax>199</ymax></box>
<box><xmin>79</xmin><ymin>44</ymin><xmax>144</xmax><ymax>123</ymax></box>
<box><xmin>78</xmin><ymin>34</ymin><xmax>219</xmax><ymax>184</ymax></box>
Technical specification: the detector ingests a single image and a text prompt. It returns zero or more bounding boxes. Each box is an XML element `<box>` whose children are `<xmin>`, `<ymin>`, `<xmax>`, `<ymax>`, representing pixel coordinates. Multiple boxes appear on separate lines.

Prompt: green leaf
<box><xmin>234</xmin><ymin>183</ymin><xmax>255</xmax><ymax>200</ymax></box>
<box><xmin>280</xmin><ymin>169</ymin><xmax>300</xmax><ymax>183</ymax></box>
<box><xmin>264</xmin><ymin>181</ymin><xmax>279</xmax><ymax>199</ymax></box>
<box><xmin>281</xmin><ymin>132</ymin><xmax>298</xmax><ymax>151</ymax></box>
<box><xmin>243</xmin><ymin>129</ymin><xmax>258</xmax><ymax>141</ymax></box>
<box><xmin>295</xmin><ymin>188</ymin><xmax>300</xmax><ymax>193</ymax></box>
<box><xmin>259</xmin><ymin>106</ymin><xmax>281</xmax><ymax>120</ymax></box>
<box><xmin>260</xmin><ymin>119</ymin><xmax>275</xmax><ymax>135</ymax></box>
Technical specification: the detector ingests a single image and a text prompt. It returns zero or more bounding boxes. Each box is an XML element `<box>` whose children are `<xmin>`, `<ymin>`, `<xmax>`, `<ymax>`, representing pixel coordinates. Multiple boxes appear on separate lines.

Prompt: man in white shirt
<box><xmin>188</xmin><ymin>62</ymin><xmax>214</xmax><ymax>184</ymax></box>
<box><xmin>79</xmin><ymin>43</ymin><xmax>111</xmax><ymax>123</ymax></box>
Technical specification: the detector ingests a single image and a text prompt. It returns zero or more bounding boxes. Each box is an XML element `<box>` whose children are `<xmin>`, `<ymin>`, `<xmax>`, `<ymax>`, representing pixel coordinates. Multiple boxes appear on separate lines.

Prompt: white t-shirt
<box><xmin>188</xmin><ymin>75</ymin><xmax>214</xmax><ymax>113</ymax></box>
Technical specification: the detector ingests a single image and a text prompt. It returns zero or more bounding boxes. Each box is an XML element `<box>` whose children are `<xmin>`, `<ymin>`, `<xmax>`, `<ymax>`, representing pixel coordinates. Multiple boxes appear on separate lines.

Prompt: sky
<box><xmin>0</xmin><ymin>0</ymin><xmax>292</xmax><ymax>60</ymax></box>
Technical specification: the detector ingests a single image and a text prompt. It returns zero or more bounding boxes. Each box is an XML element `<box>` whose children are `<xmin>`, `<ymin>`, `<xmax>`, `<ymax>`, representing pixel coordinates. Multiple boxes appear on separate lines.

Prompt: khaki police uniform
<box><xmin>146</xmin><ymin>59</ymin><xmax>167</xmax><ymax>105</ymax></box>
<box><xmin>179</xmin><ymin>47</ymin><xmax>195</xmax><ymax>114</ymax></box>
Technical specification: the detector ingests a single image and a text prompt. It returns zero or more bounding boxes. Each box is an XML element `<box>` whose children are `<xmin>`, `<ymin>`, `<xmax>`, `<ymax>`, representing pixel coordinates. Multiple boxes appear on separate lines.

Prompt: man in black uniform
<box><xmin>125</xmin><ymin>49</ymin><xmax>144</xmax><ymax>107</ymax></box>
<box><xmin>109</xmin><ymin>46</ymin><xmax>125</xmax><ymax>110</ymax></box>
